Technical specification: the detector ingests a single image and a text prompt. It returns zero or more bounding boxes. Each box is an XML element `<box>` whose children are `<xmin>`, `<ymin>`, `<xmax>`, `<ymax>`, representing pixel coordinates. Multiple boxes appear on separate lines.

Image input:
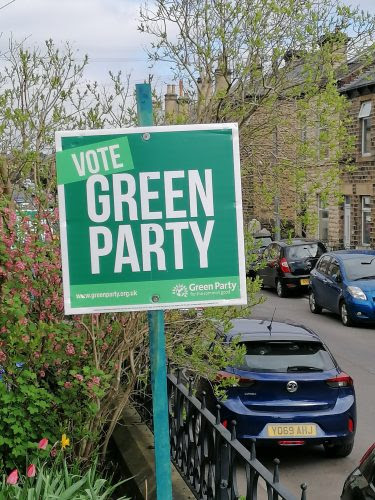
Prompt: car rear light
<box><xmin>360</xmin><ymin>443</ymin><xmax>375</xmax><ymax>466</ymax></box>
<box><xmin>216</xmin><ymin>371</ymin><xmax>255</xmax><ymax>387</ymax></box>
<box><xmin>348</xmin><ymin>418</ymin><xmax>354</xmax><ymax>433</ymax></box>
<box><xmin>279</xmin><ymin>257</ymin><xmax>291</xmax><ymax>274</ymax></box>
<box><xmin>326</xmin><ymin>372</ymin><xmax>353</xmax><ymax>388</ymax></box>
<box><xmin>278</xmin><ymin>440</ymin><xmax>305</xmax><ymax>446</ymax></box>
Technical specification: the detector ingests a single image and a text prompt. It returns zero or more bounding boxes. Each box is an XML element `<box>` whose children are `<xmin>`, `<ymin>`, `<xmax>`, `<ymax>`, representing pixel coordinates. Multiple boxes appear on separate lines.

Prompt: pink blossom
<box><xmin>14</xmin><ymin>261</ymin><xmax>26</xmax><ymax>272</ymax></box>
<box><xmin>26</xmin><ymin>464</ymin><xmax>36</xmax><ymax>478</ymax></box>
<box><xmin>38</xmin><ymin>438</ymin><xmax>48</xmax><ymax>450</ymax></box>
<box><xmin>6</xmin><ymin>469</ymin><xmax>18</xmax><ymax>485</ymax></box>
<box><xmin>81</xmin><ymin>349</ymin><xmax>88</xmax><ymax>357</ymax></box>
<box><xmin>92</xmin><ymin>376</ymin><xmax>100</xmax><ymax>386</ymax></box>
<box><xmin>0</xmin><ymin>351</ymin><xmax>6</xmax><ymax>363</ymax></box>
<box><xmin>74</xmin><ymin>374</ymin><xmax>83</xmax><ymax>382</ymax></box>
<box><xmin>33</xmin><ymin>351</ymin><xmax>41</xmax><ymax>359</ymax></box>
<box><xmin>65</xmin><ymin>343</ymin><xmax>75</xmax><ymax>356</ymax></box>
<box><xmin>21</xmin><ymin>335</ymin><xmax>30</xmax><ymax>344</ymax></box>
<box><xmin>19</xmin><ymin>317</ymin><xmax>28</xmax><ymax>326</ymax></box>
<box><xmin>50</xmin><ymin>447</ymin><xmax>57</xmax><ymax>458</ymax></box>
<box><xmin>39</xmin><ymin>370</ymin><xmax>46</xmax><ymax>378</ymax></box>
<box><xmin>0</xmin><ymin>326</ymin><xmax>7</xmax><ymax>334</ymax></box>
<box><xmin>64</xmin><ymin>381</ymin><xmax>72</xmax><ymax>389</ymax></box>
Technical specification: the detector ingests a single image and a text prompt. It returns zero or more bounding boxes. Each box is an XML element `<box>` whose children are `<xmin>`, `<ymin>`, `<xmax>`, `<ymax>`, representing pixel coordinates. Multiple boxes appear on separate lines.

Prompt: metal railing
<box><xmin>168</xmin><ymin>370</ymin><xmax>308</xmax><ymax>500</ymax></box>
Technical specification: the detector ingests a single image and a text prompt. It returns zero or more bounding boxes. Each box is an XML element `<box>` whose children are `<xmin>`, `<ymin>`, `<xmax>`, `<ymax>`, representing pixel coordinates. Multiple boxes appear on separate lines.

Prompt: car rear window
<box><xmin>256</xmin><ymin>237</ymin><xmax>272</xmax><ymax>248</ymax></box>
<box><xmin>343</xmin><ymin>257</ymin><xmax>375</xmax><ymax>281</ymax></box>
<box><xmin>285</xmin><ymin>244</ymin><xmax>325</xmax><ymax>260</ymax></box>
<box><xmin>237</xmin><ymin>340</ymin><xmax>335</xmax><ymax>373</ymax></box>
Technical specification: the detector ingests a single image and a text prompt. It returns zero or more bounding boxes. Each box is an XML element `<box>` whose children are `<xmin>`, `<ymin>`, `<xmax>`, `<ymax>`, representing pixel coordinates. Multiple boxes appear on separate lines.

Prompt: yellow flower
<box><xmin>61</xmin><ymin>434</ymin><xmax>70</xmax><ymax>449</ymax></box>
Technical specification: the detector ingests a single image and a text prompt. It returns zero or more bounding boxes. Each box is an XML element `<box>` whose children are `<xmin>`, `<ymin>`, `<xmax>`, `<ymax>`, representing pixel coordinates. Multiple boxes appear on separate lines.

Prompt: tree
<box><xmin>0</xmin><ymin>39</ymin><xmax>136</xmax><ymax>199</ymax></box>
<box><xmin>139</xmin><ymin>0</ymin><xmax>375</xmax><ymax>239</ymax></box>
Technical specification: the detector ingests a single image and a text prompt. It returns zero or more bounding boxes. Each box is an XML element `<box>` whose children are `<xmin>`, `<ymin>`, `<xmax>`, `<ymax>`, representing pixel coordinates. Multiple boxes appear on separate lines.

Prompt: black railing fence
<box><xmin>168</xmin><ymin>369</ymin><xmax>308</xmax><ymax>500</ymax></box>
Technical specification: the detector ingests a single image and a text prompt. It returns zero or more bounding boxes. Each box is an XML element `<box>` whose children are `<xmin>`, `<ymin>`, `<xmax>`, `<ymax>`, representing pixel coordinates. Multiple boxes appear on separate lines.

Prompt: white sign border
<box><xmin>56</xmin><ymin>123</ymin><xmax>247</xmax><ymax>315</ymax></box>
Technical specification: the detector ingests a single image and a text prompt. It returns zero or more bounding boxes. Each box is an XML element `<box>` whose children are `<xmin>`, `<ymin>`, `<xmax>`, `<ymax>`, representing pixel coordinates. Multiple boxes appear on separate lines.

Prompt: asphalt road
<box><xmin>250</xmin><ymin>289</ymin><xmax>375</xmax><ymax>500</ymax></box>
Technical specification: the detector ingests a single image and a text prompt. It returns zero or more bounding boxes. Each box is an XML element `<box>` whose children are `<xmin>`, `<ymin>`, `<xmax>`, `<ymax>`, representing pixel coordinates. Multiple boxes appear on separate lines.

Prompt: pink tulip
<box><xmin>38</xmin><ymin>438</ymin><xmax>48</xmax><ymax>450</ymax></box>
<box><xmin>6</xmin><ymin>469</ymin><xmax>18</xmax><ymax>485</ymax></box>
<box><xmin>26</xmin><ymin>464</ymin><xmax>36</xmax><ymax>478</ymax></box>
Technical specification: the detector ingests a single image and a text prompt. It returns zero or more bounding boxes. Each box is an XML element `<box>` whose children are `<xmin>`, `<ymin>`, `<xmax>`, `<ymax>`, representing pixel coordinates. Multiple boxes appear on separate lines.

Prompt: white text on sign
<box><xmin>86</xmin><ymin>170</ymin><xmax>215</xmax><ymax>274</ymax></box>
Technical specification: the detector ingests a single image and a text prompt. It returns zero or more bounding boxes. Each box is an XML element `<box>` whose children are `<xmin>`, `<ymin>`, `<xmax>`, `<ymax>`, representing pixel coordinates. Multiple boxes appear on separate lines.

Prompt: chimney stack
<box><xmin>164</xmin><ymin>84</ymin><xmax>178</xmax><ymax>123</ymax></box>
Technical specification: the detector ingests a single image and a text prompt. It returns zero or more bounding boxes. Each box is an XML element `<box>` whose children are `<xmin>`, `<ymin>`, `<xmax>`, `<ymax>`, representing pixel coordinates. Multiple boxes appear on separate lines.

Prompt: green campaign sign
<box><xmin>56</xmin><ymin>124</ymin><xmax>247</xmax><ymax>314</ymax></box>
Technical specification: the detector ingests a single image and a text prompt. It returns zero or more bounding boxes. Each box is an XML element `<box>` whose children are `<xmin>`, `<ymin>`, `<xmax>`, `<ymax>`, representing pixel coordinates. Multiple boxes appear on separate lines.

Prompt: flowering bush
<box><xmin>0</xmin><ymin>195</ymin><xmax>255</xmax><ymax>470</ymax></box>
<box><xmin>0</xmin><ymin>199</ymin><xmax>149</xmax><ymax>467</ymax></box>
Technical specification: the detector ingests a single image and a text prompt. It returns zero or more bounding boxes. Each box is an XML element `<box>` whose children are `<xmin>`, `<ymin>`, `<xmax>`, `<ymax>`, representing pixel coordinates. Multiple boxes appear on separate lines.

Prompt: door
<box><xmin>324</xmin><ymin>259</ymin><xmax>343</xmax><ymax>313</ymax></box>
<box><xmin>344</xmin><ymin>197</ymin><xmax>351</xmax><ymax>249</ymax></box>
<box><xmin>312</xmin><ymin>255</ymin><xmax>332</xmax><ymax>307</ymax></box>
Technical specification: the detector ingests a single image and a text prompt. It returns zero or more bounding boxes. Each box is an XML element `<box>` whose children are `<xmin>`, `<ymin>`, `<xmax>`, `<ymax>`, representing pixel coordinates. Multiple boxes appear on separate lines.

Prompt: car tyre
<box><xmin>309</xmin><ymin>291</ymin><xmax>322</xmax><ymax>314</ymax></box>
<box><xmin>340</xmin><ymin>301</ymin><xmax>353</xmax><ymax>327</ymax></box>
<box><xmin>324</xmin><ymin>441</ymin><xmax>354</xmax><ymax>458</ymax></box>
<box><xmin>276</xmin><ymin>279</ymin><xmax>288</xmax><ymax>298</ymax></box>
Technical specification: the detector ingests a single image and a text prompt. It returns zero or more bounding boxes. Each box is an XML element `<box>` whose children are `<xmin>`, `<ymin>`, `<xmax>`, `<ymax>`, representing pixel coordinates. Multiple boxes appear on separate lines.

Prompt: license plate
<box><xmin>267</xmin><ymin>423</ymin><xmax>317</xmax><ymax>438</ymax></box>
<box><xmin>300</xmin><ymin>278</ymin><xmax>310</xmax><ymax>286</ymax></box>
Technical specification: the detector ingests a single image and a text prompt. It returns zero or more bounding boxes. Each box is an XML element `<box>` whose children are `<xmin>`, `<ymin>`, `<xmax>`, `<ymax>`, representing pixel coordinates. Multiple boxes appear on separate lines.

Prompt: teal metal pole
<box><xmin>135</xmin><ymin>83</ymin><xmax>173</xmax><ymax>500</ymax></box>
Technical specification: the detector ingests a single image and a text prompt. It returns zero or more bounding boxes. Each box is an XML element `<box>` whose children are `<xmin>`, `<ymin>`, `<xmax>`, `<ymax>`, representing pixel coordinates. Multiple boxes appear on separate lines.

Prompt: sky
<box><xmin>0</xmin><ymin>0</ymin><xmax>171</xmax><ymax>90</ymax></box>
<box><xmin>0</xmin><ymin>0</ymin><xmax>374</xmax><ymax>93</ymax></box>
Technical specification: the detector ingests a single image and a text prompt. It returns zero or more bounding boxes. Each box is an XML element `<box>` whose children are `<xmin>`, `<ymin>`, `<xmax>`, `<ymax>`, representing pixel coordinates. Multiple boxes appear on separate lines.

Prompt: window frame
<box><xmin>317</xmin><ymin>195</ymin><xmax>329</xmax><ymax>242</ymax></box>
<box><xmin>361</xmin><ymin>196</ymin><xmax>371</xmax><ymax>246</ymax></box>
<box><xmin>359</xmin><ymin>101</ymin><xmax>372</xmax><ymax>156</ymax></box>
<box><xmin>317</xmin><ymin>255</ymin><xmax>332</xmax><ymax>275</ymax></box>
<box><xmin>361</xmin><ymin>116</ymin><xmax>372</xmax><ymax>156</ymax></box>
<box><xmin>327</xmin><ymin>259</ymin><xmax>341</xmax><ymax>282</ymax></box>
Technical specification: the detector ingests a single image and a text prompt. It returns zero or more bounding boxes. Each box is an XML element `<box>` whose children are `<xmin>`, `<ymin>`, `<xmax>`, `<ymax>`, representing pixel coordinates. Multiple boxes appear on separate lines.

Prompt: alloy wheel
<box><xmin>340</xmin><ymin>302</ymin><xmax>352</xmax><ymax>326</ymax></box>
<box><xmin>309</xmin><ymin>291</ymin><xmax>322</xmax><ymax>314</ymax></box>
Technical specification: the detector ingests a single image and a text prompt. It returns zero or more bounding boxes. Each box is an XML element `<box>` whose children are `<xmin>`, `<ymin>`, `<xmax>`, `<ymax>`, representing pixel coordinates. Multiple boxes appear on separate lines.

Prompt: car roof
<box><xmin>226</xmin><ymin>319</ymin><xmax>321</xmax><ymax>342</ymax></box>
<box><xmin>275</xmin><ymin>239</ymin><xmax>322</xmax><ymax>247</ymax></box>
<box><xmin>326</xmin><ymin>250</ymin><xmax>375</xmax><ymax>261</ymax></box>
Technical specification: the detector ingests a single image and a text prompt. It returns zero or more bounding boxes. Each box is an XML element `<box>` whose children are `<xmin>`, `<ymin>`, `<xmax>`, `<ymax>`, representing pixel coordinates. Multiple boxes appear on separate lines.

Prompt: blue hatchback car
<box><xmin>309</xmin><ymin>250</ymin><xmax>375</xmax><ymax>326</ymax></box>
<box><xmin>195</xmin><ymin>319</ymin><xmax>356</xmax><ymax>457</ymax></box>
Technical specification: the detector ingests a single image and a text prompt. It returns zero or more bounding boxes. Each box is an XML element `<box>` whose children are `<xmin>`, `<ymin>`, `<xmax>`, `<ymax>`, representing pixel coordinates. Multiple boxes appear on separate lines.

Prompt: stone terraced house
<box><xmin>339</xmin><ymin>71</ymin><xmax>375</xmax><ymax>249</ymax></box>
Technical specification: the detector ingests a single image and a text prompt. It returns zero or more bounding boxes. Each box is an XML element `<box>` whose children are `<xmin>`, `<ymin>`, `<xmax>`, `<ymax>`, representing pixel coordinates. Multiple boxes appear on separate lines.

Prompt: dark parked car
<box><xmin>341</xmin><ymin>442</ymin><xmax>375</xmax><ymax>499</ymax></box>
<box><xmin>257</xmin><ymin>239</ymin><xmax>327</xmax><ymax>297</ymax></box>
<box><xmin>309</xmin><ymin>250</ymin><xmax>375</xmax><ymax>326</ymax></box>
<box><xmin>195</xmin><ymin>319</ymin><xmax>356</xmax><ymax>457</ymax></box>
<box><xmin>247</xmin><ymin>230</ymin><xmax>273</xmax><ymax>278</ymax></box>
